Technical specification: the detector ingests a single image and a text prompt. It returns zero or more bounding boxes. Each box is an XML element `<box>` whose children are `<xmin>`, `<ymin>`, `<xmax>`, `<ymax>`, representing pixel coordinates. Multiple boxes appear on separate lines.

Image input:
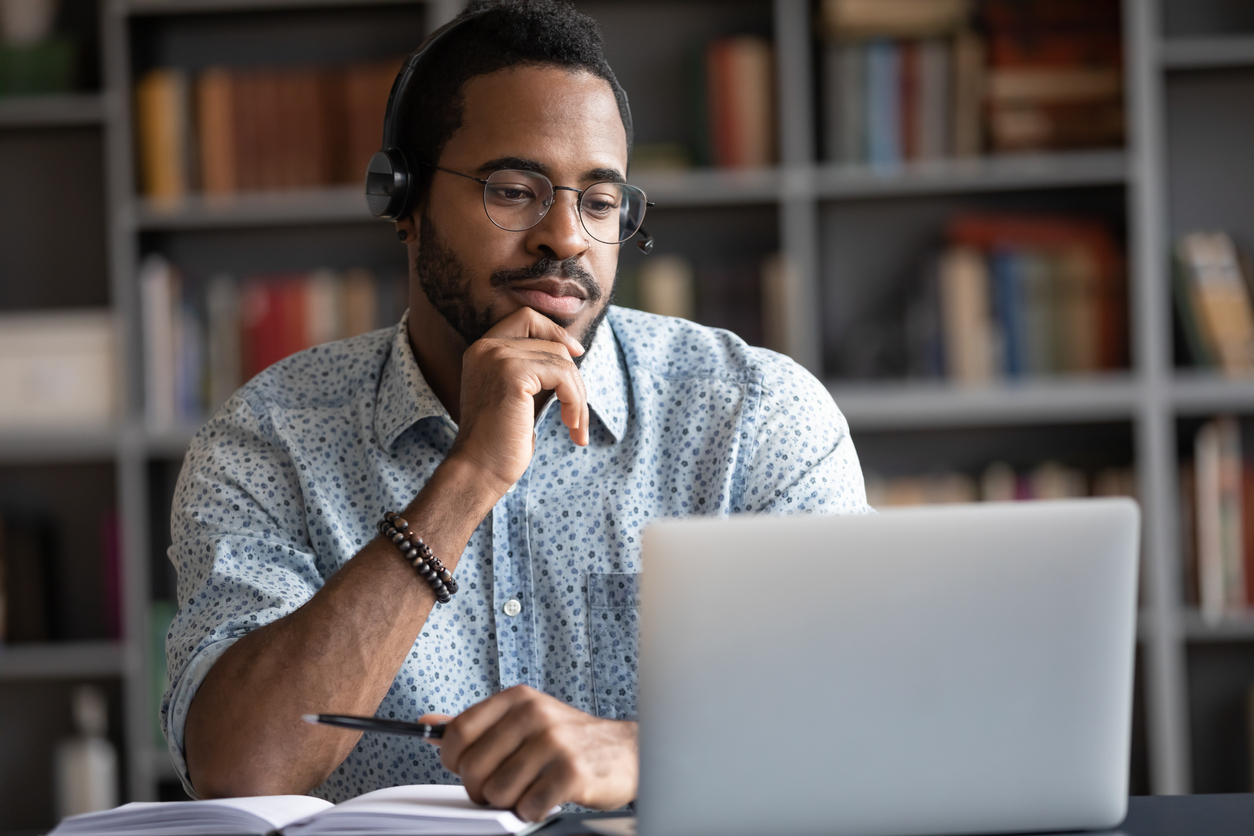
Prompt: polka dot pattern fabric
<box><xmin>161</xmin><ymin>306</ymin><xmax>869</xmax><ymax>800</ymax></box>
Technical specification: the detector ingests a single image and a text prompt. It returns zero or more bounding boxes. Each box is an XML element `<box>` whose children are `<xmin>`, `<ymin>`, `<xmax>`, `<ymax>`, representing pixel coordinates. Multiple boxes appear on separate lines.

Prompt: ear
<box><xmin>396</xmin><ymin>213</ymin><xmax>418</xmax><ymax>244</ymax></box>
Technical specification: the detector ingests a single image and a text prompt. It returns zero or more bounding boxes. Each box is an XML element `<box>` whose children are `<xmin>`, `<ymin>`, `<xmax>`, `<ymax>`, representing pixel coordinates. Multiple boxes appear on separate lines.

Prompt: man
<box><xmin>163</xmin><ymin>0</ymin><xmax>868</xmax><ymax>821</ymax></box>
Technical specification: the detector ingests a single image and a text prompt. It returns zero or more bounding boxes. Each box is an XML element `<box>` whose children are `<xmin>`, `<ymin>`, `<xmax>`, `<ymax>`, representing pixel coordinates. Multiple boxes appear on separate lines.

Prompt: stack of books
<box><xmin>140</xmin><ymin>256</ymin><xmax>406</xmax><ymax>428</ymax></box>
<box><xmin>906</xmin><ymin>214</ymin><xmax>1126</xmax><ymax>384</ymax></box>
<box><xmin>135</xmin><ymin>60</ymin><xmax>399</xmax><ymax>202</ymax></box>
<box><xmin>866</xmin><ymin>460</ymin><xmax>1136</xmax><ymax>509</ymax></box>
<box><xmin>819</xmin><ymin>0</ymin><xmax>979</xmax><ymax>165</ymax></box>
<box><xmin>817</xmin><ymin>0</ymin><xmax>1124</xmax><ymax>165</ymax></box>
<box><xmin>1181</xmin><ymin>417</ymin><xmax>1254</xmax><ymax>624</ymax></box>
<box><xmin>982</xmin><ymin>0</ymin><xmax>1124</xmax><ymax>153</ymax></box>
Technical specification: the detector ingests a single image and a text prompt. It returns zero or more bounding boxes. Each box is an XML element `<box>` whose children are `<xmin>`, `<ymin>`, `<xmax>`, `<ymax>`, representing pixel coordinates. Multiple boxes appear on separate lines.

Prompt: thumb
<box><xmin>417</xmin><ymin>713</ymin><xmax>454</xmax><ymax>745</ymax></box>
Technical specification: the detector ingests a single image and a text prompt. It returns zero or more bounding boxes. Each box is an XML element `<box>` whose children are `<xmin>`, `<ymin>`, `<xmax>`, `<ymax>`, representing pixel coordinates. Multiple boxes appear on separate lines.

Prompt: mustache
<box><xmin>490</xmin><ymin>258</ymin><xmax>603</xmax><ymax>303</ymax></box>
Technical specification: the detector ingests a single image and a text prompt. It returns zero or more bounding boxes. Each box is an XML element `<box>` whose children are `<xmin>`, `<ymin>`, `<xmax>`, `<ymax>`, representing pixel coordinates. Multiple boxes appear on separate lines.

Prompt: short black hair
<box><xmin>395</xmin><ymin>0</ymin><xmax>632</xmax><ymax>210</ymax></box>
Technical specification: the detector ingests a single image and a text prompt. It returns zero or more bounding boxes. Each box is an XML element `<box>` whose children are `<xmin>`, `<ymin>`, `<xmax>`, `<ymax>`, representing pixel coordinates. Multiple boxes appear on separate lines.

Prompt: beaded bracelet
<box><xmin>377</xmin><ymin>511</ymin><xmax>458</xmax><ymax>604</ymax></box>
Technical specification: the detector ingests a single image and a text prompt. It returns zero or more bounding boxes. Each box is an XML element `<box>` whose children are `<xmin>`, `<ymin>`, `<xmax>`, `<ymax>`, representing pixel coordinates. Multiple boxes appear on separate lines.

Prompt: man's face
<box><xmin>408</xmin><ymin>64</ymin><xmax>629</xmax><ymax>351</ymax></box>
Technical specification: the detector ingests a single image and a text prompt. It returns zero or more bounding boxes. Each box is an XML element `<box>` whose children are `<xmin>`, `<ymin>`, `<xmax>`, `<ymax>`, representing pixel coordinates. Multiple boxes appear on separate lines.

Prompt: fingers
<box><xmin>500</xmin><ymin>350</ymin><xmax>588</xmax><ymax>448</ymax></box>
<box><xmin>438</xmin><ymin>687</ymin><xmax>531</xmax><ymax>776</ymax></box>
<box><xmin>415</xmin><ymin>713</ymin><xmax>454</xmax><ymax>746</ymax></box>
<box><xmin>486</xmin><ymin>307</ymin><xmax>584</xmax><ymax>358</ymax></box>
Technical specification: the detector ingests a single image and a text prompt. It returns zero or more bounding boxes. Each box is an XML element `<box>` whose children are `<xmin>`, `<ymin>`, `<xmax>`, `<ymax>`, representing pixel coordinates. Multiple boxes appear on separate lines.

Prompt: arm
<box><xmin>183</xmin><ymin>309</ymin><xmax>590</xmax><ymax>798</ymax></box>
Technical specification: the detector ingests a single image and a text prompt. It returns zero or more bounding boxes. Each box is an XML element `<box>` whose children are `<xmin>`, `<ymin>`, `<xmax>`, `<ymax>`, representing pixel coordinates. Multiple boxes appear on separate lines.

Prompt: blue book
<box><xmin>990</xmin><ymin>249</ymin><xmax>1025</xmax><ymax>379</ymax></box>
<box><xmin>865</xmin><ymin>40</ymin><xmax>901</xmax><ymax>168</ymax></box>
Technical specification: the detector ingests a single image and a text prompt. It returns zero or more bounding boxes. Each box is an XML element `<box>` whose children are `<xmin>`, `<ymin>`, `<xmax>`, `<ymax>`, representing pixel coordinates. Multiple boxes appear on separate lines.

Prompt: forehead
<box><xmin>443</xmin><ymin>64</ymin><xmax>629</xmax><ymax>175</ymax></box>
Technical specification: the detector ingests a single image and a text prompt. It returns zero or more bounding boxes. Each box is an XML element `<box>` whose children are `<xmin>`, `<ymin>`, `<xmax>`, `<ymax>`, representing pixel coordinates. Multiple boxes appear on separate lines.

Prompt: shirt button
<box><xmin>503</xmin><ymin>599</ymin><xmax>522</xmax><ymax>617</ymax></box>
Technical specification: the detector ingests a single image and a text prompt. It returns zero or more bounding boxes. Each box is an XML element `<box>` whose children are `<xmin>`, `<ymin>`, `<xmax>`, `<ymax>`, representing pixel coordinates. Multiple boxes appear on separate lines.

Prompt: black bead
<box><xmin>446</xmin><ymin>580</ymin><xmax>459</xmax><ymax>594</ymax></box>
<box><xmin>438</xmin><ymin>568</ymin><xmax>452</xmax><ymax>582</ymax></box>
<box><xmin>394</xmin><ymin>517</ymin><xmax>409</xmax><ymax>531</ymax></box>
<box><xmin>391</xmin><ymin>533</ymin><xmax>406</xmax><ymax>545</ymax></box>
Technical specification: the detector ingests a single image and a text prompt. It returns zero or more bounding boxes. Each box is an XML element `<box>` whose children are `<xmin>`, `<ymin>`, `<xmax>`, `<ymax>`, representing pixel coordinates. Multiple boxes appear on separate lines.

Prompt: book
<box><xmin>822</xmin><ymin>42</ymin><xmax>864</xmax><ymax>163</ymax></box>
<box><xmin>937</xmin><ymin>245</ymin><xmax>993</xmax><ymax>384</ymax></box>
<box><xmin>638</xmin><ymin>255</ymin><xmax>695</xmax><ymax>321</ymax></box>
<box><xmin>135</xmin><ymin>68</ymin><xmax>191</xmax><ymax>203</ymax></box>
<box><xmin>140</xmin><ymin>255</ymin><xmax>178</xmax><ymax>430</ymax></box>
<box><xmin>51</xmin><ymin>784</ymin><xmax>547</xmax><ymax>836</ymax></box>
<box><xmin>864</xmin><ymin>39</ymin><xmax>901</xmax><ymax>167</ymax></box>
<box><xmin>0</xmin><ymin>310</ymin><xmax>117</xmax><ymax>429</ymax></box>
<box><xmin>1175</xmin><ymin>232</ymin><xmax>1254</xmax><ymax>376</ymax></box>
<box><xmin>1194</xmin><ymin>417</ymin><xmax>1246</xmax><ymax>623</ymax></box>
<box><xmin>703</xmin><ymin>37</ymin><xmax>774</xmax><ymax>169</ymax></box>
<box><xmin>865</xmin><ymin>460</ymin><xmax>1131</xmax><ymax>509</ymax></box>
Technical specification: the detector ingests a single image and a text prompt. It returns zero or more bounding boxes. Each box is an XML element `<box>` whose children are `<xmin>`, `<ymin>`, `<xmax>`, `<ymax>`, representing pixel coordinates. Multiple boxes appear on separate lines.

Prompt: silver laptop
<box><xmin>637</xmin><ymin>498</ymin><xmax>1139</xmax><ymax>836</ymax></box>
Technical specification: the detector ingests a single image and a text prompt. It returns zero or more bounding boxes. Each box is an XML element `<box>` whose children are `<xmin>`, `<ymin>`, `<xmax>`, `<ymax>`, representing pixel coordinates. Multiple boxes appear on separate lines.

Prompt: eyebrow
<box><xmin>476</xmin><ymin>157</ymin><xmax>625</xmax><ymax>184</ymax></box>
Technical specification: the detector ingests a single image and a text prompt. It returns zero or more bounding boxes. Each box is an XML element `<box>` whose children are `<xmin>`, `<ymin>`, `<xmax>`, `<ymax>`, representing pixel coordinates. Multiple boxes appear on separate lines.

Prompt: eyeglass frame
<box><xmin>419</xmin><ymin>161</ymin><xmax>654</xmax><ymax>246</ymax></box>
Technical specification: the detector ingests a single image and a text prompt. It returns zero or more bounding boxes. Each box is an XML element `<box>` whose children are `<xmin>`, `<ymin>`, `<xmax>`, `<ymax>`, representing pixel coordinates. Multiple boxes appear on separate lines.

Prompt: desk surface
<box><xmin>544</xmin><ymin>794</ymin><xmax>1254</xmax><ymax>836</ymax></box>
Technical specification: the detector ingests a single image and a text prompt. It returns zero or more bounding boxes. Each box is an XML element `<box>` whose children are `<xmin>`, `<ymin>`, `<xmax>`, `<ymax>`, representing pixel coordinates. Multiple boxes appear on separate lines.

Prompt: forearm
<box><xmin>184</xmin><ymin>455</ymin><xmax>501</xmax><ymax>798</ymax></box>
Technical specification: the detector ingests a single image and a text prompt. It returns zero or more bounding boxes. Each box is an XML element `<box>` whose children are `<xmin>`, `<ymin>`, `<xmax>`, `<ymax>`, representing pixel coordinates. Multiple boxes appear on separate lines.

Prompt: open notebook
<box><xmin>49</xmin><ymin>784</ymin><xmax>552</xmax><ymax>836</ymax></box>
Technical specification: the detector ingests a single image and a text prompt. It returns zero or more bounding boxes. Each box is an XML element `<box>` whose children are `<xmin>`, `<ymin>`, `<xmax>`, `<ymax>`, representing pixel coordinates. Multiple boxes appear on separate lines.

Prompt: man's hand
<box><xmin>420</xmin><ymin>685</ymin><xmax>638</xmax><ymax>822</ymax></box>
<box><xmin>450</xmin><ymin>308</ymin><xmax>589</xmax><ymax>494</ymax></box>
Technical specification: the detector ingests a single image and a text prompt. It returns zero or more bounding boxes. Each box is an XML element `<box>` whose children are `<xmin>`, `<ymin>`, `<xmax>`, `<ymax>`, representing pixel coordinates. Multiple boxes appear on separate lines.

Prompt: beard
<box><xmin>415</xmin><ymin>214</ymin><xmax>613</xmax><ymax>365</ymax></box>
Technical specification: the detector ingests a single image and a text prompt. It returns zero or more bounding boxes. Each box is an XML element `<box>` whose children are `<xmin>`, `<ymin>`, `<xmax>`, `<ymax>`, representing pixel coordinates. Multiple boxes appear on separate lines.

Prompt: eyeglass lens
<box><xmin>482</xmin><ymin>169</ymin><xmax>647</xmax><ymax>245</ymax></box>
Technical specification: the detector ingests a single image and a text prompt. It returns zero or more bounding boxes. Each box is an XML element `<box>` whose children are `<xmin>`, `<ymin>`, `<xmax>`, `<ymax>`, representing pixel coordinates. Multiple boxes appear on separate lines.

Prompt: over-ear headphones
<box><xmin>365</xmin><ymin>9</ymin><xmax>653</xmax><ymax>252</ymax></box>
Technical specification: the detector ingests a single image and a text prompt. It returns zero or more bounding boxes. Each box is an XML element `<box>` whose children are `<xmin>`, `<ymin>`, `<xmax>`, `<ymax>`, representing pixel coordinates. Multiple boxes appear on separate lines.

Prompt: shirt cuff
<box><xmin>163</xmin><ymin>636</ymin><xmax>241</xmax><ymax>800</ymax></box>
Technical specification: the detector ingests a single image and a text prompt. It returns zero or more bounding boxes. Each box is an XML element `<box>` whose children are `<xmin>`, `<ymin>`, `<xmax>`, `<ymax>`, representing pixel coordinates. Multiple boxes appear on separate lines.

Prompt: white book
<box><xmin>51</xmin><ymin>784</ymin><xmax>547</xmax><ymax>836</ymax></box>
<box><xmin>140</xmin><ymin>254</ymin><xmax>177</xmax><ymax>430</ymax></box>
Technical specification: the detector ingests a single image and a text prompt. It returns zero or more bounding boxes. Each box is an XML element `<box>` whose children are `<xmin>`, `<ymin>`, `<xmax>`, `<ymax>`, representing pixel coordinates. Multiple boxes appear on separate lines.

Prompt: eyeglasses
<box><xmin>422</xmin><ymin>163</ymin><xmax>653</xmax><ymax>246</ymax></box>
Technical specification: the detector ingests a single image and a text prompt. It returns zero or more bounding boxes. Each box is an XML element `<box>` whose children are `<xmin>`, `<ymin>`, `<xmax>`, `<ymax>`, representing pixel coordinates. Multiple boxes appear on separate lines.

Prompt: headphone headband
<box><xmin>365</xmin><ymin>9</ymin><xmax>634</xmax><ymax>221</ymax></box>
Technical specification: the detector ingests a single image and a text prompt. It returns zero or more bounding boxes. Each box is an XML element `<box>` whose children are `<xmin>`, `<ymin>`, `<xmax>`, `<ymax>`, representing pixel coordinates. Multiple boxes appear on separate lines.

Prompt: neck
<box><xmin>407</xmin><ymin>293</ymin><xmax>469</xmax><ymax>424</ymax></box>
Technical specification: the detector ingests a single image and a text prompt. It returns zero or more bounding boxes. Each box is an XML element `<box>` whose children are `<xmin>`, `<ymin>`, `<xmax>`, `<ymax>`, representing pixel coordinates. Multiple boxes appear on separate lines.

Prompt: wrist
<box><xmin>434</xmin><ymin>451</ymin><xmax>513</xmax><ymax>509</ymax></box>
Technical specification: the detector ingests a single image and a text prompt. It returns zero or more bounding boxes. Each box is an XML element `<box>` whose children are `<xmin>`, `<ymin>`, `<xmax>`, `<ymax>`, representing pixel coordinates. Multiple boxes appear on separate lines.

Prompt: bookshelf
<box><xmin>7</xmin><ymin>0</ymin><xmax>1254</xmax><ymax>823</ymax></box>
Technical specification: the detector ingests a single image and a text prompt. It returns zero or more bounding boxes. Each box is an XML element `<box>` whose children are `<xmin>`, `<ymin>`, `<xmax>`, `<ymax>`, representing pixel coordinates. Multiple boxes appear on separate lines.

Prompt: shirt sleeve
<box><xmin>736</xmin><ymin>350</ymin><xmax>872</xmax><ymax>515</ymax></box>
<box><xmin>161</xmin><ymin>392</ymin><xmax>327</xmax><ymax>797</ymax></box>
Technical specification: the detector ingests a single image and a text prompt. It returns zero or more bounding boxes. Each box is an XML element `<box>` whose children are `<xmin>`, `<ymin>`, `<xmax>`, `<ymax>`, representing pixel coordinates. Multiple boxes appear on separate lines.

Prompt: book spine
<box><xmin>865</xmin><ymin>39</ymin><xmax>901</xmax><ymax>167</ymax></box>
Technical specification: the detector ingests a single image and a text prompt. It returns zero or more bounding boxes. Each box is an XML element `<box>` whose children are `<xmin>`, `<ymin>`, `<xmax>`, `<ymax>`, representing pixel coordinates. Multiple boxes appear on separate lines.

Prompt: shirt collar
<box><xmin>579</xmin><ymin>312</ymin><xmax>629</xmax><ymax>443</ymax></box>
<box><xmin>375</xmin><ymin>308</ymin><xmax>630</xmax><ymax>450</ymax></box>
<box><xmin>375</xmin><ymin>311</ymin><xmax>450</xmax><ymax>450</ymax></box>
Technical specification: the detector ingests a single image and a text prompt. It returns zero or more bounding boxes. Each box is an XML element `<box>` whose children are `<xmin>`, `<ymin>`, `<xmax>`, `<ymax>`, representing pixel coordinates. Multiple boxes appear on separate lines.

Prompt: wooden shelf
<box><xmin>830</xmin><ymin>376</ymin><xmax>1139</xmax><ymax>430</ymax></box>
<box><xmin>815</xmin><ymin>150</ymin><xmax>1128</xmax><ymax>199</ymax></box>
<box><xmin>133</xmin><ymin>186</ymin><xmax>381</xmax><ymax>230</ymax></box>
<box><xmin>0</xmin><ymin>642</ymin><xmax>126</xmax><ymax>680</ymax></box>
<box><xmin>0</xmin><ymin>94</ymin><xmax>106</xmax><ymax>130</ymax></box>
<box><xmin>1162</xmin><ymin>35</ymin><xmax>1254</xmax><ymax>70</ymax></box>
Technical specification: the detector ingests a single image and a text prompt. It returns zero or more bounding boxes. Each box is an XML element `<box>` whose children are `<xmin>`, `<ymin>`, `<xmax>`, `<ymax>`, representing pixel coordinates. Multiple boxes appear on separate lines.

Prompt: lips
<box><xmin>507</xmin><ymin>278</ymin><xmax>588</xmax><ymax>317</ymax></box>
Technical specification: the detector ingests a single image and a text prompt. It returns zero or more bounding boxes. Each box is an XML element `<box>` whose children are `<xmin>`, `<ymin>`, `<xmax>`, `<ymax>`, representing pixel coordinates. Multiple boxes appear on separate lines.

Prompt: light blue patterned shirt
<box><xmin>163</xmin><ymin>305</ymin><xmax>869</xmax><ymax>800</ymax></box>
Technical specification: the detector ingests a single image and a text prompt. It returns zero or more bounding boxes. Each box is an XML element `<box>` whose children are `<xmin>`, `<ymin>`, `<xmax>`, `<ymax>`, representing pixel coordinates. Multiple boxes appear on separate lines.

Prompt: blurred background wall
<box><xmin>3</xmin><ymin>0</ymin><xmax>1254</xmax><ymax>827</ymax></box>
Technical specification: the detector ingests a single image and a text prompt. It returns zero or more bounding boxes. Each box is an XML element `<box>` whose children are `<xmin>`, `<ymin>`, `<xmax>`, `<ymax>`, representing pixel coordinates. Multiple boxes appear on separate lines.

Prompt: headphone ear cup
<box><xmin>365</xmin><ymin>149</ymin><xmax>411</xmax><ymax>220</ymax></box>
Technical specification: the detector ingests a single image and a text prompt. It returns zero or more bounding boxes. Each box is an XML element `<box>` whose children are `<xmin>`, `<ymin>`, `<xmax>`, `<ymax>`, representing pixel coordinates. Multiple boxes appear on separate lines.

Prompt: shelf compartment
<box><xmin>1162</xmin><ymin>36</ymin><xmax>1254</xmax><ymax>70</ymax></box>
<box><xmin>0</xmin><ymin>94</ymin><xmax>107</xmax><ymax>129</ymax></box>
<box><xmin>0</xmin><ymin>641</ymin><xmax>125</xmax><ymax>680</ymax></box>
<box><xmin>133</xmin><ymin>186</ymin><xmax>384</xmax><ymax>230</ymax></box>
<box><xmin>815</xmin><ymin>150</ymin><xmax>1128</xmax><ymax>200</ymax></box>
<box><xmin>830</xmin><ymin>377</ymin><xmax>1139</xmax><ymax>431</ymax></box>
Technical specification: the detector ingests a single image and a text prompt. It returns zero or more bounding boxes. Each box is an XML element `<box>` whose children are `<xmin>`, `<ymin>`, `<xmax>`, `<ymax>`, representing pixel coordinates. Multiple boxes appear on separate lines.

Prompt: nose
<box><xmin>526</xmin><ymin>189</ymin><xmax>589</xmax><ymax>261</ymax></box>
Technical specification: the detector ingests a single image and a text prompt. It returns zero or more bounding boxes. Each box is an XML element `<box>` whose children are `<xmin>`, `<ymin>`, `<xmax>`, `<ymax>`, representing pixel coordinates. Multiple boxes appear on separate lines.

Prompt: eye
<box><xmin>582</xmin><ymin>187</ymin><xmax>621</xmax><ymax>217</ymax></box>
<box><xmin>486</xmin><ymin>182</ymin><xmax>537</xmax><ymax>205</ymax></box>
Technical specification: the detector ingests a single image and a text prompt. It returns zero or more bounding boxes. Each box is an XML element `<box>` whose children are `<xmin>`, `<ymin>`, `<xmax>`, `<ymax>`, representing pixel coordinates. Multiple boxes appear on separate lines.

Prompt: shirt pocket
<box><xmin>586</xmin><ymin>571</ymin><xmax>641</xmax><ymax>720</ymax></box>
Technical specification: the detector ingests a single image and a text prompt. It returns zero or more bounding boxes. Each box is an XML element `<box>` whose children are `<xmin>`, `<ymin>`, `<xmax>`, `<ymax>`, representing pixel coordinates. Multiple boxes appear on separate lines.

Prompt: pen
<box><xmin>302</xmin><ymin>713</ymin><xmax>446</xmax><ymax>739</ymax></box>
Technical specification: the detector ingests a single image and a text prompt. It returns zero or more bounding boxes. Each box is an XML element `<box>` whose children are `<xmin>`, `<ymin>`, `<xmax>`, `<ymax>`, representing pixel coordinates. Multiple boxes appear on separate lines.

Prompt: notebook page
<box><xmin>283</xmin><ymin>785</ymin><xmax>541</xmax><ymax>836</ymax></box>
<box><xmin>51</xmin><ymin>796</ymin><xmax>334</xmax><ymax>835</ymax></box>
